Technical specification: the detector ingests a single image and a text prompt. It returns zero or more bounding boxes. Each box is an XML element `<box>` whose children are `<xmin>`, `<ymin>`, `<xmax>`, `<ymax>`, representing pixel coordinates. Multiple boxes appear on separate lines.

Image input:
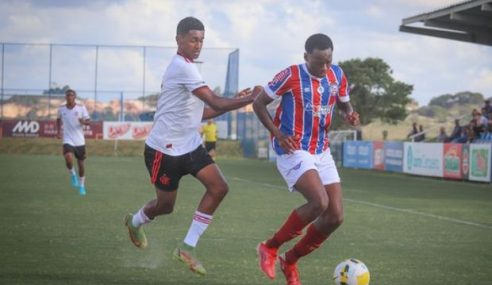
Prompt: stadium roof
<box><xmin>399</xmin><ymin>0</ymin><xmax>492</xmax><ymax>46</ymax></box>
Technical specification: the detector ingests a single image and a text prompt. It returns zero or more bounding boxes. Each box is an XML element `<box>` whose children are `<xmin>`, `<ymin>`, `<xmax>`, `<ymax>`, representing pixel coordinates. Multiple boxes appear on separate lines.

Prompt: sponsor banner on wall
<box><xmin>343</xmin><ymin>141</ymin><xmax>373</xmax><ymax>169</ymax></box>
<box><xmin>462</xmin><ymin>144</ymin><xmax>470</xmax><ymax>179</ymax></box>
<box><xmin>0</xmin><ymin>120</ymin><xmax>102</xmax><ymax>139</ymax></box>
<box><xmin>103</xmin><ymin>121</ymin><xmax>153</xmax><ymax>140</ymax></box>
<box><xmin>443</xmin><ymin>143</ymin><xmax>463</xmax><ymax>180</ymax></box>
<box><xmin>403</xmin><ymin>142</ymin><xmax>444</xmax><ymax>177</ymax></box>
<box><xmin>373</xmin><ymin>141</ymin><xmax>384</xmax><ymax>170</ymax></box>
<box><xmin>384</xmin><ymin>141</ymin><xmax>403</xmax><ymax>173</ymax></box>
<box><xmin>468</xmin><ymin>144</ymin><xmax>492</xmax><ymax>182</ymax></box>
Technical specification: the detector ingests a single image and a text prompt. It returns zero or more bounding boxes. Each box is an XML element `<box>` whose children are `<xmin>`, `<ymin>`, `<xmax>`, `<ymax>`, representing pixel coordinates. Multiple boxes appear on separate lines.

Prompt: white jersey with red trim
<box><xmin>145</xmin><ymin>54</ymin><xmax>207</xmax><ymax>156</ymax></box>
<box><xmin>57</xmin><ymin>104</ymin><xmax>90</xmax><ymax>146</ymax></box>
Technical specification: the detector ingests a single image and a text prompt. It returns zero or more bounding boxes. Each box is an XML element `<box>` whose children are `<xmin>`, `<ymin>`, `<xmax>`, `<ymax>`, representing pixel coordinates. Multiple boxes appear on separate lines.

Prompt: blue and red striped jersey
<box><xmin>264</xmin><ymin>63</ymin><xmax>350</xmax><ymax>155</ymax></box>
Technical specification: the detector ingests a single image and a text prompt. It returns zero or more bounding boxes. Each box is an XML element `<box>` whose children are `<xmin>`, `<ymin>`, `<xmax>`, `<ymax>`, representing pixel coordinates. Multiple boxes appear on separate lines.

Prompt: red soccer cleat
<box><xmin>278</xmin><ymin>254</ymin><xmax>302</xmax><ymax>285</ymax></box>
<box><xmin>256</xmin><ymin>242</ymin><xmax>278</xmax><ymax>279</ymax></box>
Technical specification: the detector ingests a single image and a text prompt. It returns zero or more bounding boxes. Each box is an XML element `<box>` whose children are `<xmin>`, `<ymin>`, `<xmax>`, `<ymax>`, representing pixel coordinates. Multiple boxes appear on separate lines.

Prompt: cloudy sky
<box><xmin>1</xmin><ymin>0</ymin><xmax>491</xmax><ymax>105</ymax></box>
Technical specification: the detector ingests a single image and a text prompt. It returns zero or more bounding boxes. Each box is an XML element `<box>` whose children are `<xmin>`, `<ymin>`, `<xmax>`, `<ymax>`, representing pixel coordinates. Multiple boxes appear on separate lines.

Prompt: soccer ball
<box><xmin>333</xmin><ymin>258</ymin><xmax>370</xmax><ymax>285</ymax></box>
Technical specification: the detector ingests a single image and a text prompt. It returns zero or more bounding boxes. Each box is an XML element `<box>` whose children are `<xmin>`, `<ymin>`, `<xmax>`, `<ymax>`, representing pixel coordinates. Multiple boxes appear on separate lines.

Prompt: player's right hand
<box><xmin>275</xmin><ymin>133</ymin><xmax>297</xmax><ymax>154</ymax></box>
<box><xmin>235</xmin><ymin>88</ymin><xmax>252</xmax><ymax>98</ymax></box>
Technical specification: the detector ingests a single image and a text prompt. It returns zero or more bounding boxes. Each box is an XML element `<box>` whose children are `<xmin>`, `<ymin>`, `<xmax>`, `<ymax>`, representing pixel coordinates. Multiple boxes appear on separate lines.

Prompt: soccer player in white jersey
<box><xmin>124</xmin><ymin>16</ymin><xmax>260</xmax><ymax>275</ymax></box>
<box><xmin>57</xmin><ymin>89</ymin><xmax>91</xmax><ymax>196</ymax></box>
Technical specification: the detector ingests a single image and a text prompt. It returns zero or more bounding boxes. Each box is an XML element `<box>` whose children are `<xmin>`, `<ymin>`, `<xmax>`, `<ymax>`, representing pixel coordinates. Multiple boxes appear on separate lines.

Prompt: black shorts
<box><xmin>63</xmin><ymin>144</ymin><xmax>86</xmax><ymax>160</ymax></box>
<box><xmin>144</xmin><ymin>144</ymin><xmax>214</xmax><ymax>191</ymax></box>
<box><xmin>205</xmin><ymin>141</ymin><xmax>216</xmax><ymax>152</ymax></box>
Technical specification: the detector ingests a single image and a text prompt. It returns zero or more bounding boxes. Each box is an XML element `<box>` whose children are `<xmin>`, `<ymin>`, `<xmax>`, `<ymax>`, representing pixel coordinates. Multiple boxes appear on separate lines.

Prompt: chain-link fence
<box><xmin>0</xmin><ymin>43</ymin><xmax>238</xmax><ymax>122</ymax></box>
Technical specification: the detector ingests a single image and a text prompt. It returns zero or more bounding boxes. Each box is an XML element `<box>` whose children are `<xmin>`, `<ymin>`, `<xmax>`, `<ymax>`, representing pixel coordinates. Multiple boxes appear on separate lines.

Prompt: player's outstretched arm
<box><xmin>200</xmin><ymin>86</ymin><xmax>262</xmax><ymax>119</ymax></box>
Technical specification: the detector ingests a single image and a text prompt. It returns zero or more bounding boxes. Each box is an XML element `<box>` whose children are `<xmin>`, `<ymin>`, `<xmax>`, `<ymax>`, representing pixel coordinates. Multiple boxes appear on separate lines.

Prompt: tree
<box><xmin>43</xmin><ymin>83</ymin><xmax>71</xmax><ymax>95</ymax></box>
<box><xmin>429</xmin><ymin>91</ymin><xmax>484</xmax><ymax>108</ymax></box>
<box><xmin>335</xmin><ymin>58</ymin><xmax>413</xmax><ymax>128</ymax></box>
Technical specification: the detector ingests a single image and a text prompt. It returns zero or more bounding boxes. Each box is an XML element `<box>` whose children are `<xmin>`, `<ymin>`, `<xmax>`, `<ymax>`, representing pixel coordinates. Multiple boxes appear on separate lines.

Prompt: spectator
<box><xmin>437</xmin><ymin>126</ymin><xmax>447</xmax><ymax>142</ymax></box>
<box><xmin>407</xmin><ymin>122</ymin><xmax>418</xmax><ymax>140</ymax></box>
<box><xmin>454</xmin><ymin>126</ymin><xmax>470</xmax><ymax>144</ymax></box>
<box><xmin>448</xmin><ymin>119</ymin><xmax>462</xmax><ymax>142</ymax></box>
<box><xmin>473</xmin><ymin>111</ymin><xmax>488</xmax><ymax>138</ymax></box>
<box><xmin>415</xmin><ymin>124</ymin><xmax>426</xmax><ymax>142</ymax></box>
<box><xmin>482</xmin><ymin>100</ymin><xmax>492</xmax><ymax>119</ymax></box>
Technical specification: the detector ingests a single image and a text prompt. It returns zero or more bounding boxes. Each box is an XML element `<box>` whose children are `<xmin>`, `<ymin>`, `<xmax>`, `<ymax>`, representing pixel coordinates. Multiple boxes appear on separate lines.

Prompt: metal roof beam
<box><xmin>481</xmin><ymin>2</ymin><xmax>492</xmax><ymax>12</ymax></box>
<box><xmin>399</xmin><ymin>25</ymin><xmax>472</xmax><ymax>41</ymax></box>
<box><xmin>450</xmin><ymin>12</ymin><xmax>492</xmax><ymax>28</ymax></box>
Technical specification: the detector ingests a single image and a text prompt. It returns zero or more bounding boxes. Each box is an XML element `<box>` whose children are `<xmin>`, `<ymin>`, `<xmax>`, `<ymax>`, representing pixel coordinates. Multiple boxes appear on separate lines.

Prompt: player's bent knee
<box><xmin>208</xmin><ymin>182</ymin><xmax>229</xmax><ymax>199</ymax></box>
<box><xmin>310</xmin><ymin>195</ymin><xmax>329</xmax><ymax>215</ymax></box>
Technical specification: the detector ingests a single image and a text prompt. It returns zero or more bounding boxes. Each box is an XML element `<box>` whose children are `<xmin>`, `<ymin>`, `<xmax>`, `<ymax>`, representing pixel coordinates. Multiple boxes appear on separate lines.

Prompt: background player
<box><xmin>201</xmin><ymin>119</ymin><xmax>218</xmax><ymax>159</ymax></box>
<box><xmin>253</xmin><ymin>33</ymin><xmax>360</xmax><ymax>285</ymax></box>
<box><xmin>56</xmin><ymin>89</ymin><xmax>91</xmax><ymax>196</ymax></box>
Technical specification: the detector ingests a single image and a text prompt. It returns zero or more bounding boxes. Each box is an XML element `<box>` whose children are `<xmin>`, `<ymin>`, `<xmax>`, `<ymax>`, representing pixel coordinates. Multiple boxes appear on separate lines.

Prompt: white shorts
<box><xmin>276</xmin><ymin>149</ymin><xmax>341</xmax><ymax>192</ymax></box>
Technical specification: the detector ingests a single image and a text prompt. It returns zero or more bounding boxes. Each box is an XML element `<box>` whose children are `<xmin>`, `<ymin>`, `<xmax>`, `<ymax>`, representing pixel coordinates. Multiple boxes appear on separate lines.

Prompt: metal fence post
<box><xmin>48</xmin><ymin>44</ymin><xmax>53</xmax><ymax>119</ymax></box>
<box><xmin>1</xmin><ymin>43</ymin><xmax>4</xmax><ymax>119</ymax></box>
<box><xmin>94</xmin><ymin>45</ymin><xmax>99</xmax><ymax>119</ymax></box>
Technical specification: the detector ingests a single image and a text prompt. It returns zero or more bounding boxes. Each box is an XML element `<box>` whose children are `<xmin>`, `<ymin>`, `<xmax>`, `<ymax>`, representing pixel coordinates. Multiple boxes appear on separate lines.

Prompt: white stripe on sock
<box><xmin>184</xmin><ymin>211</ymin><xmax>213</xmax><ymax>247</ymax></box>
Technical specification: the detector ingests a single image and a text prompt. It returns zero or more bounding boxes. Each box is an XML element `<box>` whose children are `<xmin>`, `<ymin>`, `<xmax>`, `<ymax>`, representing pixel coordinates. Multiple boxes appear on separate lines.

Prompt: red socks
<box><xmin>285</xmin><ymin>223</ymin><xmax>329</xmax><ymax>264</ymax></box>
<box><xmin>265</xmin><ymin>210</ymin><xmax>308</xmax><ymax>249</ymax></box>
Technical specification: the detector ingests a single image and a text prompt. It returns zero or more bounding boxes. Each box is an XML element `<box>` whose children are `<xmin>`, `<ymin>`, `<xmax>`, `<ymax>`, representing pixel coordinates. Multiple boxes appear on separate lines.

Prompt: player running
<box><xmin>253</xmin><ymin>33</ymin><xmax>360</xmax><ymax>285</ymax></box>
<box><xmin>57</xmin><ymin>89</ymin><xmax>91</xmax><ymax>196</ymax></box>
<box><xmin>124</xmin><ymin>16</ymin><xmax>259</xmax><ymax>276</ymax></box>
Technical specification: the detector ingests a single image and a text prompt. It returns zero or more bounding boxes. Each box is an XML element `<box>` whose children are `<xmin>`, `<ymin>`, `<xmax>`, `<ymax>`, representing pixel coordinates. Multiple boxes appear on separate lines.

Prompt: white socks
<box><xmin>79</xmin><ymin>176</ymin><xmax>85</xmax><ymax>187</ymax></box>
<box><xmin>132</xmin><ymin>207</ymin><xmax>152</xmax><ymax>228</ymax></box>
<box><xmin>69</xmin><ymin>168</ymin><xmax>76</xmax><ymax>176</ymax></box>
<box><xmin>184</xmin><ymin>211</ymin><xmax>213</xmax><ymax>247</ymax></box>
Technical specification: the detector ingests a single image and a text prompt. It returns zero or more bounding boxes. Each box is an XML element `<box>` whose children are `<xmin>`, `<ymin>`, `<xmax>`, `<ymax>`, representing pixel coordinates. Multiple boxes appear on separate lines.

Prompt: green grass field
<box><xmin>0</xmin><ymin>154</ymin><xmax>491</xmax><ymax>285</ymax></box>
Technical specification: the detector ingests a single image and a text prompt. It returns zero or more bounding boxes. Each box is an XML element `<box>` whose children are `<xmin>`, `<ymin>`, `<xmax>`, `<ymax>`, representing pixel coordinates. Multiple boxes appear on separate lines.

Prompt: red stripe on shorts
<box><xmin>151</xmin><ymin>151</ymin><xmax>163</xmax><ymax>184</ymax></box>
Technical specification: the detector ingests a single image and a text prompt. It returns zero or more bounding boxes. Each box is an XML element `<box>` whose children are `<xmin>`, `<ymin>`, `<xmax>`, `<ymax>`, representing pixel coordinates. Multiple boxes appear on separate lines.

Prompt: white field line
<box><xmin>230</xmin><ymin>177</ymin><xmax>492</xmax><ymax>230</ymax></box>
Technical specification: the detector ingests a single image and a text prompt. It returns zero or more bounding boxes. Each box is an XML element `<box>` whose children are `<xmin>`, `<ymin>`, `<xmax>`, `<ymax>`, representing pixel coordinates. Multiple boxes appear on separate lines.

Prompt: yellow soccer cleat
<box><xmin>173</xmin><ymin>245</ymin><xmax>207</xmax><ymax>276</ymax></box>
<box><xmin>124</xmin><ymin>214</ymin><xmax>148</xmax><ymax>249</ymax></box>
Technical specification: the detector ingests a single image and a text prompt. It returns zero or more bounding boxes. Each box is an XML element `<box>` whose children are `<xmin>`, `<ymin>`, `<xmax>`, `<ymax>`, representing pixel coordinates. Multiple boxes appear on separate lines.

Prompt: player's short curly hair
<box><xmin>177</xmin><ymin>17</ymin><xmax>204</xmax><ymax>35</ymax></box>
<box><xmin>65</xmin><ymin>89</ymin><xmax>76</xmax><ymax>96</ymax></box>
<box><xmin>305</xmin><ymin>33</ymin><xmax>333</xmax><ymax>53</ymax></box>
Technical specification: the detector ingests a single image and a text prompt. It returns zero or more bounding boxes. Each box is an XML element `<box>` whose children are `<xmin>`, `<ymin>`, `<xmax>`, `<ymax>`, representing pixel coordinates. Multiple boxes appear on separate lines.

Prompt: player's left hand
<box><xmin>346</xmin><ymin>111</ymin><xmax>360</xmax><ymax>126</ymax></box>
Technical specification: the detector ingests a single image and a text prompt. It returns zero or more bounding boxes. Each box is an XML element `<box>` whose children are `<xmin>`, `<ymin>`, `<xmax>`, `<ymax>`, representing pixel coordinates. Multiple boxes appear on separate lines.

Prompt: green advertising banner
<box><xmin>469</xmin><ymin>144</ymin><xmax>492</xmax><ymax>183</ymax></box>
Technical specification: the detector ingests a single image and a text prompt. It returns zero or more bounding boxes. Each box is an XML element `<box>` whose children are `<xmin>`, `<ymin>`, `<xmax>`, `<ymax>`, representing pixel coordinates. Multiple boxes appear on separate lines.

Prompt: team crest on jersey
<box><xmin>329</xmin><ymin>83</ymin><xmax>338</xmax><ymax>96</ymax></box>
<box><xmin>268</xmin><ymin>68</ymin><xmax>291</xmax><ymax>89</ymax></box>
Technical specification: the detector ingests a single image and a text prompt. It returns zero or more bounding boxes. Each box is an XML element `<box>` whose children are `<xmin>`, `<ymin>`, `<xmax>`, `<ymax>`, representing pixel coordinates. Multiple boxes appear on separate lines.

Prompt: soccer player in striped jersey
<box><xmin>124</xmin><ymin>16</ymin><xmax>259</xmax><ymax>276</ymax></box>
<box><xmin>253</xmin><ymin>33</ymin><xmax>360</xmax><ymax>285</ymax></box>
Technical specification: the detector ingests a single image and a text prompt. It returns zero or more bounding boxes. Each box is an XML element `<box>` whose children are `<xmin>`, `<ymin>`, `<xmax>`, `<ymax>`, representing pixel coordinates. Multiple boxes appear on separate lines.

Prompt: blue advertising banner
<box><xmin>343</xmin><ymin>141</ymin><xmax>374</xmax><ymax>169</ymax></box>
<box><xmin>384</xmin><ymin>141</ymin><xmax>403</xmax><ymax>173</ymax></box>
<box><xmin>343</xmin><ymin>141</ymin><xmax>358</xmax><ymax>168</ymax></box>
